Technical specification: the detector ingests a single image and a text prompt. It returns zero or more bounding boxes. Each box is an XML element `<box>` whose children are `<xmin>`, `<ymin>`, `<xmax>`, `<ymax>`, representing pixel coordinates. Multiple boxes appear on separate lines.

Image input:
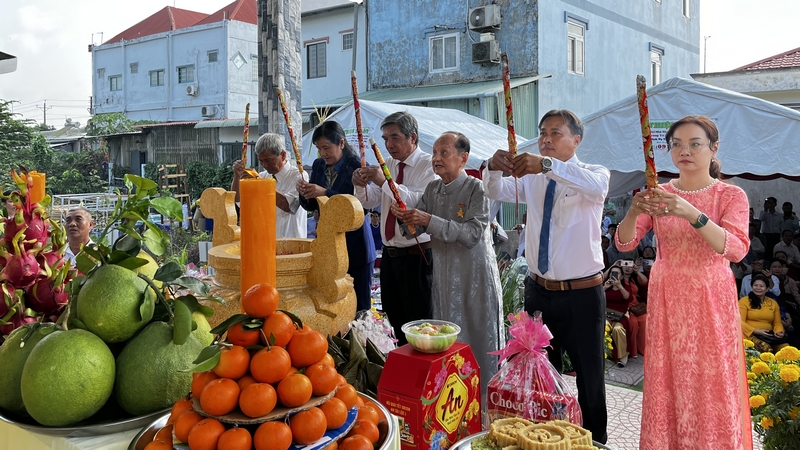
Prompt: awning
<box><xmin>308</xmin><ymin>74</ymin><xmax>551</xmax><ymax>109</ymax></box>
<box><xmin>195</xmin><ymin>118</ymin><xmax>260</xmax><ymax>129</ymax></box>
<box><xmin>0</xmin><ymin>51</ymin><xmax>18</xmax><ymax>75</ymax></box>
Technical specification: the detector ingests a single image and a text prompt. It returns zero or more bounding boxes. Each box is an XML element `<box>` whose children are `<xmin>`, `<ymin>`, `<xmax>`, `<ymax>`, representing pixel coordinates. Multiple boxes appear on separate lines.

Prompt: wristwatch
<box><xmin>691</xmin><ymin>212</ymin><xmax>709</xmax><ymax>229</ymax></box>
<box><xmin>541</xmin><ymin>156</ymin><xmax>553</xmax><ymax>174</ymax></box>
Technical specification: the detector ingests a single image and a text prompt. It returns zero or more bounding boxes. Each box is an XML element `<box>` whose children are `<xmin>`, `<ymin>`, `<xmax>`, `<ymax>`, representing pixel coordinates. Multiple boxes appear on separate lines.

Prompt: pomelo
<box><xmin>76</xmin><ymin>264</ymin><xmax>156</xmax><ymax>343</ymax></box>
<box><xmin>115</xmin><ymin>321</ymin><xmax>204</xmax><ymax>416</ymax></box>
<box><xmin>20</xmin><ymin>329</ymin><xmax>115</xmax><ymax>426</ymax></box>
<box><xmin>0</xmin><ymin>323</ymin><xmax>56</xmax><ymax>414</ymax></box>
<box><xmin>192</xmin><ymin>312</ymin><xmax>214</xmax><ymax>347</ymax></box>
<box><xmin>134</xmin><ymin>251</ymin><xmax>162</xmax><ymax>288</ymax></box>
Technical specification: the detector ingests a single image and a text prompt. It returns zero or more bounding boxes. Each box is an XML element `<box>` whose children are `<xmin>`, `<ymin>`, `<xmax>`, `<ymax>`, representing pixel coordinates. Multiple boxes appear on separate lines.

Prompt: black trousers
<box><xmin>524</xmin><ymin>277</ymin><xmax>608</xmax><ymax>444</ymax></box>
<box><xmin>380</xmin><ymin>249</ymin><xmax>433</xmax><ymax>345</ymax></box>
<box><xmin>764</xmin><ymin>233</ymin><xmax>781</xmax><ymax>258</ymax></box>
<box><xmin>350</xmin><ymin>260</ymin><xmax>374</xmax><ymax>313</ymax></box>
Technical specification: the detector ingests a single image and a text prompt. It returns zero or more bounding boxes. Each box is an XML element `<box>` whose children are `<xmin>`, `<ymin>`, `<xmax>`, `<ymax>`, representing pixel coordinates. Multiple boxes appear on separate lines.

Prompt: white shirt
<box><xmin>773</xmin><ymin>241</ymin><xmax>800</xmax><ymax>265</ymax></box>
<box><xmin>759</xmin><ymin>210</ymin><xmax>782</xmax><ymax>234</ymax></box>
<box><xmin>65</xmin><ymin>238</ymin><xmax>93</xmax><ymax>267</ymax></box>
<box><xmin>260</xmin><ymin>163</ymin><xmax>308</xmax><ymax>239</ymax></box>
<box><xmin>483</xmin><ymin>154</ymin><xmax>610</xmax><ymax>280</ymax></box>
<box><xmin>740</xmin><ymin>274</ymin><xmax>781</xmax><ymax>298</ymax></box>
<box><xmin>355</xmin><ymin>147</ymin><xmax>438</xmax><ymax>248</ymax></box>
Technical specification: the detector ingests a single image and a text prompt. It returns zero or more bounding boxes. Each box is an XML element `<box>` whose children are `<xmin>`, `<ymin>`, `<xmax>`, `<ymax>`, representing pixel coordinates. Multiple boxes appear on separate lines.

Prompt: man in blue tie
<box><xmin>483</xmin><ymin>109</ymin><xmax>610</xmax><ymax>444</ymax></box>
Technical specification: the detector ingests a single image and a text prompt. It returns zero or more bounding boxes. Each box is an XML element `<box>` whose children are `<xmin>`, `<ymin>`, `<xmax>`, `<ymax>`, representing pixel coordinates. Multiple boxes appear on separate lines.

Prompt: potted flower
<box><xmin>744</xmin><ymin>340</ymin><xmax>800</xmax><ymax>449</ymax></box>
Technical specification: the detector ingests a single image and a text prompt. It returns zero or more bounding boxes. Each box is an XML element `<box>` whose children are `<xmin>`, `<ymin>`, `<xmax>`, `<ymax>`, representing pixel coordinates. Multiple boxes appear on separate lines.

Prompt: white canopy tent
<box><xmin>517</xmin><ymin>77</ymin><xmax>800</xmax><ymax>197</ymax></box>
<box><xmin>300</xmin><ymin>99</ymin><xmax>523</xmax><ymax>170</ymax></box>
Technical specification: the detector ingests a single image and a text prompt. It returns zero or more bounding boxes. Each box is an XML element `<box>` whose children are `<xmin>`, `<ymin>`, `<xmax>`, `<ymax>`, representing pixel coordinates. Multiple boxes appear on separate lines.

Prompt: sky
<box><xmin>1</xmin><ymin>0</ymin><xmax>798</xmax><ymax>127</ymax></box>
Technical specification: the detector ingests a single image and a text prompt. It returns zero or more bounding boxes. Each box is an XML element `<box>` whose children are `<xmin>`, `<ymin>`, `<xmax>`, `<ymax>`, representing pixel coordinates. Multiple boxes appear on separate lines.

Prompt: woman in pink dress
<box><xmin>616</xmin><ymin>116</ymin><xmax>752</xmax><ymax>450</ymax></box>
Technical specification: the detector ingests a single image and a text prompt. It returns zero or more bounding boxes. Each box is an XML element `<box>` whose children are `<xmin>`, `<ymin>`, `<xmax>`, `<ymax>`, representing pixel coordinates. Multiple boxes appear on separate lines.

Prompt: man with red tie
<box><xmin>352</xmin><ymin>112</ymin><xmax>438</xmax><ymax>344</ymax></box>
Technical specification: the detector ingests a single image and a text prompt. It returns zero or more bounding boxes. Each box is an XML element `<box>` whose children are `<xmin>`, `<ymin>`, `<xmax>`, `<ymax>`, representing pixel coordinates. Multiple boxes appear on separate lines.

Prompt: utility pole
<box><xmin>703</xmin><ymin>36</ymin><xmax>711</xmax><ymax>73</ymax></box>
<box><xmin>36</xmin><ymin>100</ymin><xmax>53</xmax><ymax>127</ymax></box>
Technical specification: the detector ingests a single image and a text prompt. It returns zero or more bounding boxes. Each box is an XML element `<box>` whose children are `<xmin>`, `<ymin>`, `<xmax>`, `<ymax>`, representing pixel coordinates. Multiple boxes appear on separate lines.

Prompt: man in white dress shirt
<box><xmin>64</xmin><ymin>207</ymin><xmax>94</xmax><ymax>267</ymax></box>
<box><xmin>231</xmin><ymin>133</ymin><xmax>308</xmax><ymax>238</ymax></box>
<box><xmin>483</xmin><ymin>109</ymin><xmax>609</xmax><ymax>444</ymax></box>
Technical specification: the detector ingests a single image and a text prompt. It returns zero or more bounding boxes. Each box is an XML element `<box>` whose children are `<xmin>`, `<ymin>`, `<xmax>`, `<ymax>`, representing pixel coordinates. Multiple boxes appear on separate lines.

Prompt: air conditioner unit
<box><xmin>469</xmin><ymin>5</ymin><xmax>501</xmax><ymax>31</ymax></box>
<box><xmin>201</xmin><ymin>106</ymin><xmax>217</xmax><ymax>117</ymax></box>
<box><xmin>186</xmin><ymin>84</ymin><xmax>199</xmax><ymax>96</ymax></box>
<box><xmin>472</xmin><ymin>39</ymin><xmax>500</xmax><ymax>64</ymax></box>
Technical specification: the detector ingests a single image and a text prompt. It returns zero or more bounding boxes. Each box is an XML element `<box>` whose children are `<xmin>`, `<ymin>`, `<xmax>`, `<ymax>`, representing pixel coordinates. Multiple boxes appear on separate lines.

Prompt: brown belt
<box><xmin>383</xmin><ymin>242</ymin><xmax>431</xmax><ymax>257</ymax></box>
<box><xmin>532</xmin><ymin>272</ymin><xmax>603</xmax><ymax>291</ymax></box>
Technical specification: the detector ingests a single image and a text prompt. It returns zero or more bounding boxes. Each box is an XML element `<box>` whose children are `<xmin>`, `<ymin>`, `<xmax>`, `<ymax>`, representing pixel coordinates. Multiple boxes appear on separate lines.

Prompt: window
<box><xmin>109</xmin><ymin>75</ymin><xmax>122</xmax><ymax>91</ymax></box>
<box><xmin>307</xmin><ymin>42</ymin><xmax>327</xmax><ymax>79</ymax></box>
<box><xmin>650</xmin><ymin>47</ymin><xmax>664</xmax><ymax>86</ymax></box>
<box><xmin>683</xmin><ymin>0</ymin><xmax>690</xmax><ymax>17</ymax></box>
<box><xmin>429</xmin><ymin>33</ymin><xmax>459</xmax><ymax>73</ymax></box>
<box><xmin>97</xmin><ymin>68</ymin><xmax>105</xmax><ymax>79</ymax></box>
<box><xmin>251</xmin><ymin>55</ymin><xmax>258</xmax><ymax>82</ymax></box>
<box><xmin>208</xmin><ymin>50</ymin><xmax>218</xmax><ymax>63</ymax></box>
<box><xmin>342</xmin><ymin>32</ymin><xmax>354</xmax><ymax>51</ymax></box>
<box><xmin>177</xmin><ymin>65</ymin><xmax>194</xmax><ymax>83</ymax></box>
<box><xmin>149</xmin><ymin>69</ymin><xmax>164</xmax><ymax>87</ymax></box>
<box><xmin>130</xmin><ymin>62</ymin><xmax>138</xmax><ymax>74</ymax></box>
<box><xmin>567</xmin><ymin>21</ymin><xmax>585</xmax><ymax>75</ymax></box>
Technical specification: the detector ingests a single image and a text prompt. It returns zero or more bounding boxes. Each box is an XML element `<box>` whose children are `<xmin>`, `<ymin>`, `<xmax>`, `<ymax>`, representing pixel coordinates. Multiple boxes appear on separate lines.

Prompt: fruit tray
<box><xmin>0</xmin><ymin>406</ymin><xmax>170</xmax><ymax>438</ymax></box>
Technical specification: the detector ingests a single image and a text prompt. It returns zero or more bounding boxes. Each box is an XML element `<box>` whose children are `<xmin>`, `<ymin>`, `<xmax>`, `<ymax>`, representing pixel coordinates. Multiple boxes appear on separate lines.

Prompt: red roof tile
<box><xmin>105</xmin><ymin>6</ymin><xmax>209</xmax><ymax>44</ymax></box>
<box><xmin>195</xmin><ymin>0</ymin><xmax>258</xmax><ymax>26</ymax></box>
<box><xmin>734</xmin><ymin>46</ymin><xmax>800</xmax><ymax>71</ymax></box>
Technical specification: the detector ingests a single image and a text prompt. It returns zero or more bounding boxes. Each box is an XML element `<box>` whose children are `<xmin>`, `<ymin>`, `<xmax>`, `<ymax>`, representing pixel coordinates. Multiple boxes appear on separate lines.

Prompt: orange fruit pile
<box><xmin>148</xmin><ymin>283</ymin><xmax>388</xmax><ymax>450</ymax></box>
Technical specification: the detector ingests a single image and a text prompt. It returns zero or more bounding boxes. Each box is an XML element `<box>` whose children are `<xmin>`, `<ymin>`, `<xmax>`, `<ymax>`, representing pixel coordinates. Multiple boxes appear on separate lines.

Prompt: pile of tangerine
<box><xmin>143</xmin><ymin>284</ymin><xmax>385</xmax><ymax>450</ymax></box>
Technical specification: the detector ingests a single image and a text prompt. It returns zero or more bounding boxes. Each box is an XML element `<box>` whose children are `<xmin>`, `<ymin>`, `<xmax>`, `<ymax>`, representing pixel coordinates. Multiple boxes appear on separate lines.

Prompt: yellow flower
<box><xmin>760</xmin><ymin>352</ymin><xmax>775</xmax><ymax>362</ymax></box>
<box><xmin>605</xmin><ymin>324</ymin><xmax>611</xmax><ymax>333</ymax></box>
<box><xmin>471</xmin><ymin>376</ymin><xmax>479</xmax><ymax>388</ymax></box>
<box><xmin>450</xmin><ymin>354</ymin><xmax>465</xmax><ymax>370</ymax></box>
<box><xmin>743</xmin><ymin>339</ymin><xmax>755</xmax><ymax>348</ymax></box>
<box><xmin>747</xmin><ymin>379</ymin><xmax>755</xmax><ymax>386</ymax></box>
<box><xmin>747</xmin><ymin>372</ymin><xmax>756</xmax><ymax>379</ymax></box>
<box><xmin>749</xmin><ymin>357</ymin><xmax>761</xmax><ymax>365</ymax></box>
<box><xmin>760</xmin><ymin>417</ymin><xmax>774</xmax><ymax>430</ymax></box>
<box><xmin>779</xmin><ymin>366</ymin><xmax>800</xmax><ymax>383</ymax></box>
<box><xmin>762</xmin><ymin>391</ymin><xmax>770</xmax><ymax>401</ymax></box>
<box><xmin>752</xmin><ymin>361</ymin><xmax>771</xmax><ymax>374</ymax></box>
<box><xmin>469</xmin><ymin>399</ymin><xmax>480</xmax><ymax>415</ymax></box>
<box><xmin>775</xmin><ymin>346</ymin><xmax>800</xmax><ymax>362</ymax></box>
<box><xmin>749</xmin><ymin>395</ymin><xmax>766</xmax><ymax>408</ymax></box>
<box><xmin>789</xmin><ymin>407</ymin><xmax>800</xmax><ymax>420</ymax></box>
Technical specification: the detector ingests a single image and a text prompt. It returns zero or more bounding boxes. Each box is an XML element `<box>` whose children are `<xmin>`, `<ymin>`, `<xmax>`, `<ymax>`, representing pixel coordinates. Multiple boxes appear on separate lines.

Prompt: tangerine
<box><xmin>261</xmin><ymin>311</ymin><xmax>295</xmax><ymax>347</ymax></box>
<box><xmin>154</xmin><ymin>424</ymin><xmax>174</xmax><ymax>441</ymax></box>
<box><xmin>276</xmin><ymin>373</ymin><xmax>313</xmax><ymax>408</ymax></box>
<box><xmin>354</xmin><ymin>396</ymin><xmax>365</xmax><ymax>409</ymax></box>
<box><xmin>339</xmin><ymin>435</ymin><xmax>373</xmax><ymax>450</ymax></box>
<box><xmin>250</xmin><ymin>346</ymin><xmax>291</xmax><ymax>384</ymax></box>
<box><xmin>287</xmin><ymin>328</ymin><xmax>328</xmax><ymax>368</ymax></box>
<box><xmin>254</xmin><ymin>421</ymin><xmax>292</xmax><ymax>450</ymax></box>
<box><xmin>357</xmin><ymin>404</ymin><xmax>380</xmax><ymax>425</ymax></box>
<box><xmin>227</xmin><ymin>322</ymin><xmax>261</xmax><ymax>347</ymax></box>
<box><xmin>191</xmin><ymin>371</ymin><xmax>219</xmax><ymax>398</ymax></box>
<box><xmin>213</xmin><ymin>345</ymin><xmax>251</xmax><ymax>379</ymax></box>
<box><xmin>322</xmin><ymin>442</ymin><xmax>339</xmax><ymax>450</ymax></box>
<box><xmin>319</xmin><ymin>397</ymin><xmax>349</xmax><ymax>430</ymax></box>
<box><xmin>174</xmin><ymin>410</ymin><xmax>203</xmax><ymax>443</ymax></box>
<box><xmin>305</xmin><ymin>363</ymin><xmax>338</xmax><ymax>396</ymax></box>
<box><xmin>335</xmin><ymin>374</ymin><xmax>348</xmax><ymax>388</ymax></box>
<box><xmin>217</xmin><ymin>427</ymin><xmax>253</xmax><ymax>450</ymax></box>
<box><xmin>319</xmin><ymin>353</ymin><xmax>336</xmax><ymax>368</ymax></box>
<box><xmin>242</xmin><ymin>283</ymin><xmax>280</xmax><ymax>318</ymax></box>
<box><xmin>289</xmin><ymin>407</ymin><xmax>327</xmax><ymax>445</ymax></box>
<box><xmin>236</xmin><ymin>374</ymin><xmax>257</xmax><ymax>391</ymax></box>
<box><xmin>347</xmin><ymin>418</ymin><xmax>380</xmax><ymax>443</ymax></box>
<box><xmin>200</xmin><ymin>378</ymin><xmax>241</xmax><ymax>416</ymax></box>
<box><xmin>334</xmin><ymin>384</ymin><xmax>359</xmax><ymax>410</ymax></box>
<box><xmin>239</xmin><ymin>383</ymin><xmax>277</xmax><ymax>418</ymax></box>
<box><xmin>363</xmin><ymin>400</ymin><xmax>385</xmax><ymax>421</ymax></box>
<box><xmin>187</xmin><ymin>418</ymin><xmax>226</xmax><ymax>450</ymax></box>
<box><xmin>143</xmin><ymin>439</ymin><xmax>172</xmax><ymax>450</ymax></box>
<box><xmin>168</xmin><ymin>397</ymin><xmax>193</xmax><ymax>424</ymax></box>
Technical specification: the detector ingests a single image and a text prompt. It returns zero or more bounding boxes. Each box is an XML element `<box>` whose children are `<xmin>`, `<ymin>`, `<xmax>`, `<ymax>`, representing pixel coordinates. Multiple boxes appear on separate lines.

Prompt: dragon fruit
<box><xmin>0</xmin><ymin>229</ymin><xmax>41</xmax><ymax>289</ymax></box>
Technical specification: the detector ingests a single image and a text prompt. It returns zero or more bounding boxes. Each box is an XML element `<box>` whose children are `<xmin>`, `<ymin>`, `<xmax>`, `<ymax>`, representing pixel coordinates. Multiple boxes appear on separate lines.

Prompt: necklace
<box><xmin>671</xmin><ymin>178</ymin><xmax>718</xmax><ymax>194</ymax></box>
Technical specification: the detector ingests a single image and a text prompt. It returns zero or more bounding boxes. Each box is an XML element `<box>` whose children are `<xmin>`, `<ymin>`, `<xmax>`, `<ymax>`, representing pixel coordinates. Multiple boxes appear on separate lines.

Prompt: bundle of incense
<box><xmin>501</xmin><ymin>52</ymin><xmax>520</xmax><ymax>221</ymax></box>
<box><xmin>636</xmin><ymin>75</ymin><xmax>658</xmax><ymax>189</ymax></box>
<box><xmin>241</xmin><ymin>103</ymin><xmax>259</xmax><ymax>178</ymax></box>
<box><xmin>276</xmin><ymin>88</ymin><xmax>304</xmax><ymax>174</ymax></box>
<box><xmin>352</xmin><ymin>71</ymin><xmax>367</xmax><ymax>169</ymax></box>
<box><xmin>369</xmin><ymin>138</ymin><xmax>416</xmax><ymax>236</ymax></box>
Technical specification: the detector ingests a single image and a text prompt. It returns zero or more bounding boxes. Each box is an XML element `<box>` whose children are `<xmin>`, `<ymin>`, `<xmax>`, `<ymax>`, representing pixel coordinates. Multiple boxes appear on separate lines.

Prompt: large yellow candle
<box><xmin>240</xmin><ymin>177</ymin><xmax>277</xmax><ymax>295</ymax></box>
<box><xmin>28</xmin><ymin>171</ymin><xmax>46</xmax><ymax>204</ymax></box>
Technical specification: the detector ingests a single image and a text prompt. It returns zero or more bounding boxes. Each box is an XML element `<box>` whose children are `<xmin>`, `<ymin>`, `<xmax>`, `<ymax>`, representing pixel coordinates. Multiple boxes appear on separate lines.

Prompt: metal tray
<box><xmin>449</xmin><ymin>430</ymin><xmax>617</xmax><ymax>450</ymax></box>
<box><xmin>0</xmin><ymin>406</ymin><xmax>171</xmax><ymax>438</ymax></box>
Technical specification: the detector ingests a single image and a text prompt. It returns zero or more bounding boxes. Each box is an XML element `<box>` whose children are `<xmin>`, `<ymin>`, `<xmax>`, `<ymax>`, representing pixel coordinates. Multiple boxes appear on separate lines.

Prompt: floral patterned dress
<box><xmin>616</xmin><ymin>180</ymin><xmax>752</xmax><ymax>450</ymax></box>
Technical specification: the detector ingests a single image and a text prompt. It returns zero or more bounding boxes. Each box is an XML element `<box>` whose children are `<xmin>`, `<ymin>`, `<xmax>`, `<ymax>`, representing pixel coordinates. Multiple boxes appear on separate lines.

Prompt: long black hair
<box><xmin>311</xmin><ymin>121</ymin><xmax>358</xmax><ymax>161</ymax></box>
<box><xmin>748</xmin><ymin>273</ymin><xmax>770</xmax><ymax>309</ymax></box>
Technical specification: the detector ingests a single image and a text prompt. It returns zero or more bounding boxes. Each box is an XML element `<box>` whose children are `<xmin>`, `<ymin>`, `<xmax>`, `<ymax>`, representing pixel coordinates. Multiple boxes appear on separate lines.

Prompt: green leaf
<box><xmin>154</xmin><ymin>261</ymin><xmax>183</xmax><ymax>283</ymax></box>
<box><xmin>109</xmin><ymin>250</ymin><xmax>132</xmax><ymax>264</ymax></box>
<box><xmin>75</xmin><ymin>253</ymin><xmax>97</xmax><ymax>275</ymax></box>
<box><xmin>114</xmin><ymin>234</ymin><xmax>141</xmax><ymax>253</ymax></box>
<box><xmin>172</xmin><ymin>277</ymin><xmax>210</xmax><ymax>296</ymax></box>
<box><xmin>197</xmin><ymin>305</ymin><xmax>215</xmax><ymax>317</ymax></box>
<box><xmin>119</xmin><ymin>224</ymin><xmax>143</xmax><ymax>240</ymax></box>
<box><xmin>117</xmin><ymin>256</ymin><xmax>151</xmax><ymax>271</ymax></box>
<box><xmin>278</xmin><ymin>309</ymin><xmax>304</xmax><ymax>329</ymax></box>
<box><xmin>66</xmin><ymin>276</ymin><xmax>85</xmax><ymax>297</ymax></box>
<box><xmin>197</xmin><ymin>296</ymin><xmax>226</xmax><ymax>306</ymax></box>
<box><xmin>209</xmin><ymin>314</ymin><xmax>249</xmax><ymax>336</ymax></box>
<box><xmin>172</xmin><ymin>300</ymin><xmax>192</xmax><ymax>345</ymax></box>
<box><xmin>143</xmin><ymin>227</ymin><xmax>167</xmax><ymax>256</ymax></box>
<box><xmin>139</xmin><ymin>292</ymin><xmax>155</xmax><ymax>322</ymax></box>
<box><xmin>242</xmin><ymin>319</ymin><xmax>264</xmax><ymax>330</ymax></box>
<box><xmin>151</xmin><ymin>196</ymin><xmax>184</xmax><ymax>220</ymax></box>
<box><xmin>125</xmin><ymin>174</ymin><xmax>158</xmax><ymax>196</ymax></box>
<box><xmin>81</xmin><ymin>244</ymin><xmax>106</xmax><ymax>265</ymax></box>
<box><xmin>67</xmin><ymin>317</ymin><xmax>87</xmax><ymax>331</ymax></box>
<box><xmin>174</xmin><ymin>295</ymin><xmax>200</xmax><ymax>314</ymax></box>
<box><xmin>181</xmin><ymin>345</ymin><xmax>221</xmax><ymax>373</ymax></box>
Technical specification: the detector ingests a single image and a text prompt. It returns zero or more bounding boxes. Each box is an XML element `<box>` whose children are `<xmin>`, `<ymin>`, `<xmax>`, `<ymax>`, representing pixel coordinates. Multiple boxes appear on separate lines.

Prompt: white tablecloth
<box><xmin>0</xmin><ymin>421</ymin><xmax>138</xmax><ymax>450</ymax></box>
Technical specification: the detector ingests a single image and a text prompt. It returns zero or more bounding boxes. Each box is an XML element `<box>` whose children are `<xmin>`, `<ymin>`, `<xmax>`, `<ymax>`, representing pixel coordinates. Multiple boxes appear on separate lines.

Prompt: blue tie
<box><xmin>538</xmin><ymin>179</ymin><xmax>557</xmax><ymax>275</ymax></box>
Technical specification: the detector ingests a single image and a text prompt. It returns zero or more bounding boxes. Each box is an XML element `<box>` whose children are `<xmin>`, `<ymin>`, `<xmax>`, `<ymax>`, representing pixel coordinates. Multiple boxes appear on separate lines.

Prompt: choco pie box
<box><xmin>378</xmin><ymin>343</ymin><xmax>481</xmax><ymax>450</ymax></box>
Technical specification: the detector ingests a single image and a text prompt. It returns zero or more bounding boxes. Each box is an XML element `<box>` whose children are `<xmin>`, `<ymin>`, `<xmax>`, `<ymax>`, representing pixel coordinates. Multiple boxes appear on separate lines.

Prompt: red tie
<box><xmin>384</xmin><ymin>162</ymin><xmax>406</xmax><ymax>241</ymax></box>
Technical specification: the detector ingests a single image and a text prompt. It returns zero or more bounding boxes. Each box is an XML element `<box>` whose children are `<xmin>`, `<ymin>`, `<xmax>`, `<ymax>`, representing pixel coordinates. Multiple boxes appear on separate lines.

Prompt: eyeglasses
<box><xmin>669</xmin><ymin>141</ymin><xmax>709</xmax><ymax>154</ymax></box>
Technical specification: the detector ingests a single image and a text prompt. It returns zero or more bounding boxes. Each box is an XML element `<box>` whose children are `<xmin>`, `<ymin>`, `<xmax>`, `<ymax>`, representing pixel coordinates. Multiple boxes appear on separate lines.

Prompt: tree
<box><xmin>0</xmin><ymin>100</ymin><xmax>50</xmax><ymax>185</ymax></box>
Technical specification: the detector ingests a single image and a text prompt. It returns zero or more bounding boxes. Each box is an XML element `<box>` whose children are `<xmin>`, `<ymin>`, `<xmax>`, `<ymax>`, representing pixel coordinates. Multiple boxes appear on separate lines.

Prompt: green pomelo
<box><xmin>115</xmin><ymin>321</ymin><xmax>203</xmax><ymax>416</ymax></box>
<box><xmin>0</xmin><ymin>323</ymin><xmax>56</xmax><ymax>414</ymax></box>
<box><xmin>76</xmin><ymin>264</ymin><xmax>156</xmax><ymax>343</ymax></box>
<box><xmin>134</xmin><ymin>251</ymin><xmax>162</xmax><ymax>288</ymax></box>
<box><xmin>20</xmin><ymin>329</ymin><xmax>115</xmax><ymax>427</ymax></box>
<box><xmin>192</xmin><ymin>312</ymin><xmax>214</xmax><ymax>347</ymax></box>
